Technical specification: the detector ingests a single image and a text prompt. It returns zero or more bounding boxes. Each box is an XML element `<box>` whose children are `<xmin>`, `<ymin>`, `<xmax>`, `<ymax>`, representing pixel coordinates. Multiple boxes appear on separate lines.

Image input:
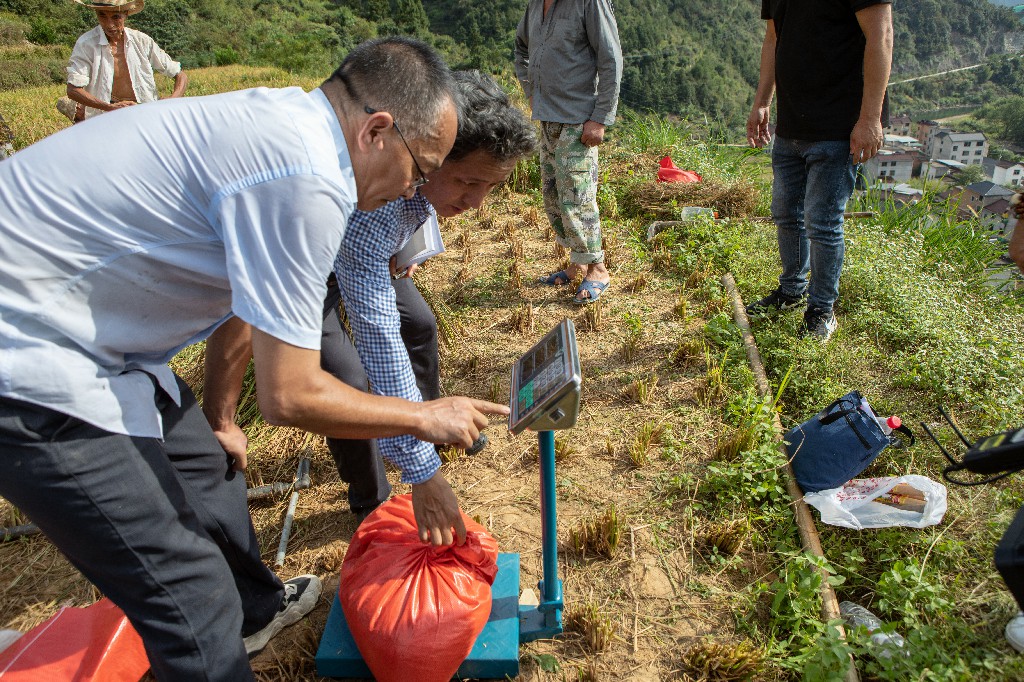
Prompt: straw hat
<box><xmin>73</xmin><ymin>0</ymin><xmax>145</xmax><ymax>15</ymax></box>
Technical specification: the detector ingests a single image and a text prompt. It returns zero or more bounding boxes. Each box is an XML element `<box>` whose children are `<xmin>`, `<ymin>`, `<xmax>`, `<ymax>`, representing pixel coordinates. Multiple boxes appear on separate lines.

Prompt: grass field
<box><xmin>2</xmin><ymin>66</ymin><xmax>1024</xmax><ymax>681</ymax></box>
<box><xmin>0</xmin><ymin>65</ymin><xmax>319</xmax><ymax>151</ymax></box>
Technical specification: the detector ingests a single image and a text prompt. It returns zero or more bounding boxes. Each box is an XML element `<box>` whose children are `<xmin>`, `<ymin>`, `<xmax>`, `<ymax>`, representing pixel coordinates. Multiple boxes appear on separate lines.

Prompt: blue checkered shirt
<box><xmin>334</xmin><ymin>194</ymin><xmax>441</xmax><ymax>484</ymax></box>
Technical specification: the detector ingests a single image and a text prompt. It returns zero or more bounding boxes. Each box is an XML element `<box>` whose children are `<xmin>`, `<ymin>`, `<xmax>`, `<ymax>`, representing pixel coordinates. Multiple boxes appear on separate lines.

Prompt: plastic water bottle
<box><xmin>839</xmin><ymin>601</ymin><xmax>907</xmax><ymax>659</ymax></box>
<box><xmin>859</xmin><ymin>397</ymin><xmax>875</xmax><ymax>415</ymax></box>
<box><xmin>875</xmin><ymin>415</ymin><xmax>901</xmax><ymax>435</ymax></box>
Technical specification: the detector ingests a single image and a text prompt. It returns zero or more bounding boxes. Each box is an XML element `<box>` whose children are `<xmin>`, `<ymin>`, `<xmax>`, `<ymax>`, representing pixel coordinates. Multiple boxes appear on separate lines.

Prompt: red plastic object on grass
<box><xmin>0</xmin><ymin>598</ymin><xmax>149</xmax><ymax>681</ymax></box>
<box><xmin>339</xmin><ymin>494</ymin><xmax>499</xmax><ymax>682</ymax></box>
<box><xmin>657</xmin><ymin>156</ymin><xmax>702</xmax><ymax>183</ymax></box>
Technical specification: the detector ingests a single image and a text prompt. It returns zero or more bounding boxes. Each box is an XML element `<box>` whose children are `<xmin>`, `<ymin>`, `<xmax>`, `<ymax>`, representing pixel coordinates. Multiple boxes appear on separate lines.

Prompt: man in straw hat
<box><xmin>62</xmin><ymin>0</ymin><xmax>187</xmax><ymax>121</ymax></box>
<box><xmin>0</xmin><ymin>36</ymin><xmax>506</xmax><ymax>679</ymax></box>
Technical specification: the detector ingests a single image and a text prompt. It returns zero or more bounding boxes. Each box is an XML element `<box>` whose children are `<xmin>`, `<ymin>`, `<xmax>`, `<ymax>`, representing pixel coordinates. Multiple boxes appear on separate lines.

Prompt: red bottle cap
<box><xmin>887</xmin><ymin>416</ymin><xmax>902</xmax><ymax>429</ymax></box>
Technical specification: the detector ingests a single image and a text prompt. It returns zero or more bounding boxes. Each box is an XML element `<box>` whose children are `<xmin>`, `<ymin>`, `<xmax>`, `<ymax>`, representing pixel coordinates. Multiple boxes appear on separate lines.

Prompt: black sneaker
<box><xmin>353</xmin><ymin>503</ymin><xmax>382</xmax><ymax>526</ymax></box>
<box><xmin>435</xmin><ymin>433</ymin><xmax>489</xmax><ymax>457</ymax></box>
<box><xmin>244</xmin><ymin>574</ymin><xmax>322</xmax><ymax>656</ymax></box>
<box><xmin>801</xmin><ymin>306</ymin><xmax>837</xmax><ymax>341</ymax></box>
<box><xmin>465</xmin><ymin>433</ymin><xmax>489</xmax><ymax>456</ymax></box>
<box><xmin>745</xmin><ymin>287</ymin><xmax>806</xmax><ymax>317</ymax></box>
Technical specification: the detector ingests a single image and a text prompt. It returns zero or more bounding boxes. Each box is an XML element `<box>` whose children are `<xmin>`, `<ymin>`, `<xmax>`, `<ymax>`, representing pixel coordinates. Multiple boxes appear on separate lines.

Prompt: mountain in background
<box><xmin>2</xmin><ymin>0</ymin><xmax>1022</xmax><ymax>131</ymax></box>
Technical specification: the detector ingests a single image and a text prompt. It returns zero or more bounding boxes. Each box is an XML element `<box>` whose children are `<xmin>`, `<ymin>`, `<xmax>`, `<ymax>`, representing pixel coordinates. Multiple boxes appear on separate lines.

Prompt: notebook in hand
<box><xmin>394</xmin><ymin>211</ymin><xmax>444</xmax><ymax>273</ymax></box>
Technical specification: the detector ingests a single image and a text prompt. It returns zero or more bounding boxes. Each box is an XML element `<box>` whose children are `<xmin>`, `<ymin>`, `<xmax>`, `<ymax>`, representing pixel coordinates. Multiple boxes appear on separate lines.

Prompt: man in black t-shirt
<box><xmin>745</xmin><ymin>0</ymin><xmax>893</xmax><ymax>341</ymax></box>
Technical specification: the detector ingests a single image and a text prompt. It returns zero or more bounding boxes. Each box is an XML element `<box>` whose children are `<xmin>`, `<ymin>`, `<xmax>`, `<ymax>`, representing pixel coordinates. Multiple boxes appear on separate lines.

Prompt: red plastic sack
<box><xmin>657</xmin><ymin>155</ymin><xmax>702</xmax><ymax>183</ymax></box>
<box><xmin>339</xmin><ymin>494</ymin><xmax>499</xmax><ymax>682</ymax></box>
<box><xmin>0</xmin><ymin>598</ymin><xmax>149</xmax><ymax>681</ymax></box>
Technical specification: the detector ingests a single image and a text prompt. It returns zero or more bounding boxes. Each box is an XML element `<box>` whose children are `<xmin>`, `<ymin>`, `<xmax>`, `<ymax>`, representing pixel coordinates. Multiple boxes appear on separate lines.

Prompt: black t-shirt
<box><xmin>763</xmin><ymin>0</ymin><xmax>890</xmax><ymax>141</ymax></box>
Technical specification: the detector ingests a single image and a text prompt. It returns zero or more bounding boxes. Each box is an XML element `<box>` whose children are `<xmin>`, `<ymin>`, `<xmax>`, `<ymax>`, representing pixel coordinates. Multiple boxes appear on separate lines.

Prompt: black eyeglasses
<box><xmin>337</xmin><ymin>72</ymin><xmax>429</xmax><ymax>189</ymax></box>
<box><xmin>363</xmin><ymin>105</ymin><xmax>428</xmax><ymax>190</ymax></box>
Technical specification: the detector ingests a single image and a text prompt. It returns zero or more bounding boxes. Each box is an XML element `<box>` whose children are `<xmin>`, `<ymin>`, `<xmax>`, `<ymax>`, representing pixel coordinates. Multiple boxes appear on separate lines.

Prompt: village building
<box><xmin>934</xmin><ymin>181</ymin><xmax>1014</xmax><ymax>226</ymax></box>
<box><xmin>962</xmin><ymin>180</ymin><xmax>1016</xmax><ymax>213</ymax></box>
<box><xmin>875</xmin><ymin>182</ymin><xmax>923</xmax><ymax>207</ymax></box>
<box><xmin>928</xmin><ymin>130</ymin><xmax>988</xmax><ymax>165</ymax></box>
<box><xmin>980</xmin><ymin>197</ymin><xmax>1014</xmax><ymax>234</ymax></box>
<box><xmin>982</xmin><ymin>157</ymin><xmax>1024</xmax><ymax>187</ymax></box>
<box><xmin>916</xmin><ymin>119</ymin><xmax>941</xmax><ymax>148</ymax></box>
<box><xmin>865</xmin><ymin>150</ymin><xmax>924</xmax><ymax>182</ymax></box>
<box><xmin>884</xmin><ymin>113</ymin><xmax>912</xmax><ymax>137</ymax></box>
<box><xmin>883</xmin><ymin>133</ymin><xmax>921</xmax><ymax>150</ymax></box>
<box><xmin>925</xmin><ymin>158</ymin><xmax>967</xmax><ymax>181</ymax></box>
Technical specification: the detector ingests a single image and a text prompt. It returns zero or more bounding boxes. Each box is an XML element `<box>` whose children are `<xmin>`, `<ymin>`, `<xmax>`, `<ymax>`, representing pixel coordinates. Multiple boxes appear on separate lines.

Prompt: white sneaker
<box><xmin>244</xmin><ymin>574</ymin><xmax>322</xmax><ymax>656</ymax></box>
<box><xmin>1006</xmin><ymin>612</ymin><xmax>1024</xmax><ymax>652</ymax></box>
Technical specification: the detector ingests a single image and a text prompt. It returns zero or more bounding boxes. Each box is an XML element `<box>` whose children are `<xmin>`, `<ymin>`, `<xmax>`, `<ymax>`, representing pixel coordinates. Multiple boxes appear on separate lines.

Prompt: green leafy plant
<box><xmin>875</xmin><ymin>559</ymin><xmax>950</xmax><ymax>626</ymax></box>
<box><xmin>679</xmin><ymin>638</ymin><xmax>764</xmax><ymax>681</ymax></box>
<box><xmin>624</xmin><ymin>373</ymin><xmax>658</xmax><ymax>404</ymax></box>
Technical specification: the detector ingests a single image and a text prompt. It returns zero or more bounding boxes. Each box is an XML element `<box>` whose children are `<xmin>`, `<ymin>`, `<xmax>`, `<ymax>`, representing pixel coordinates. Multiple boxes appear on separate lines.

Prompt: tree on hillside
<box><xmin>954</xmin><ymin>163</ymin><xmax>986</xmax><ymax>186</ymax></box>
<box><xmin>131</xmin><ymin>0</ymin><xmax>196</xmax><ymax>61</ymax></box>
<box><xmin>976</xmin><ymin>95</ymin><xmax>1024</xmax><ymax>147</ymax></box>
<box><xmin>988</xmin><ymin>145</ymin><xmax>1024</xmax><ymax>163</ymax></box>
<box><xmin>393</xmin><ymin>0</ymin><xmax>429</xmax><ymax>36</ymax></box>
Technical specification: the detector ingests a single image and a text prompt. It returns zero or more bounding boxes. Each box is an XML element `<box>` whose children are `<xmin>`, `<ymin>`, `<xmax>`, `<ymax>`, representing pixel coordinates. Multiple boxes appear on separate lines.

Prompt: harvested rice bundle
<box><xmin>621</xmin><ymin>178</ymin><xmax>759</xmax><ymax>220</ymax></box>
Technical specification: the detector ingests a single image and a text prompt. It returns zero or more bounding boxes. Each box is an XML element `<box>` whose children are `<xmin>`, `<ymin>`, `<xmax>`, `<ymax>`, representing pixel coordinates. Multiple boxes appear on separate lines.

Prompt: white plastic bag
<box><xmin>803</xmin><ymin>474</ymin><xmax>947</xmax><ymax>530</ymax></box>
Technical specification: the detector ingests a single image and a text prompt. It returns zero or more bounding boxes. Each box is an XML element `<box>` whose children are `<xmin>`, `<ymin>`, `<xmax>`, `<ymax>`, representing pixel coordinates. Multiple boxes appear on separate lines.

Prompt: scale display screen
<box><xmin>509</xmin><ymin>319</ymin><xmax>581</xmax><ymax>434</ymax></box>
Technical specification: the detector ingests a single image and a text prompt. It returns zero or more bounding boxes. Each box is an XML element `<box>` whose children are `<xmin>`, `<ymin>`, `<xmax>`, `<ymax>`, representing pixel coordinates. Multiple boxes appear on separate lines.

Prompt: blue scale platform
<box><xmin>315</xmin><ymin>552</ymin><xmax>521</xmax><ymax>680</ymax></box>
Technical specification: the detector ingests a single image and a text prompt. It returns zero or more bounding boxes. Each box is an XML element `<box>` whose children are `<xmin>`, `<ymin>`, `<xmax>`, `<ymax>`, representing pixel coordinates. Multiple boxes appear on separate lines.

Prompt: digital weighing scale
<box><xmin>315</xmin><ymin>319</ymin><xmax>581</xmax><ymax>679</ymax></box>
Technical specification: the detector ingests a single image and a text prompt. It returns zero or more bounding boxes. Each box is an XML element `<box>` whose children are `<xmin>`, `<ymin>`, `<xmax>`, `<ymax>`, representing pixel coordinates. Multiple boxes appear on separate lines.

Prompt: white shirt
<box><xmin>67</xmin><ymin>25</ymin><xmax>182</xmax><ymax>119</ymax></box>
<box><xmin>0</xmin><ymin>88</ymin><xmax>356</xmax><ymax>438</ymax></box>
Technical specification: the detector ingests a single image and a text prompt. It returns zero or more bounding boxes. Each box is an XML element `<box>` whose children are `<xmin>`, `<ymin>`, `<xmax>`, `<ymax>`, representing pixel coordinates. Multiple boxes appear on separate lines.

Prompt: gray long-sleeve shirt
<box><xmin>514</xmin><ymin>0</ymin><xmax>623</xmax><ymax>126</ymax></box>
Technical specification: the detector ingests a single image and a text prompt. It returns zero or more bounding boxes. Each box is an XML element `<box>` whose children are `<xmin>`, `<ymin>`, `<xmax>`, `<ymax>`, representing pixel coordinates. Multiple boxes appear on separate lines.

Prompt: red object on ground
<box><xmin>657</xmin><ymin>155</ymin><xmax>702</xmax><ymax>183</ymax></box>
<box><xmin>0</xmin><ymin>598</ymin><xmax>149</xmax><ymax>681</ymax></box>
<box><xmin>339</xmin><ymin>494</ymin><xmax>499</xmax><ymax>682</ymax></box>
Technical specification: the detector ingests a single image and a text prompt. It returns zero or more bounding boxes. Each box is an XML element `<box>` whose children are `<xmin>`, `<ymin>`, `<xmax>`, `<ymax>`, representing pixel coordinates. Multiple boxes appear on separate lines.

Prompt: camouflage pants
<box><xmin>540</xmin><ymin>121</ymin><xmax>604</xmax><ymax>264</ymax></box>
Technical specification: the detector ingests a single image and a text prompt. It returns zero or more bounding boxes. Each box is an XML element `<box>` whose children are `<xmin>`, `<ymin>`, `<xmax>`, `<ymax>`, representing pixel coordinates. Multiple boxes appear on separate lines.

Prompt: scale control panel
<box><xmin>508</xmin><ymin>319</ymin><xmax>582</xmax><ymax>435</ymax></box>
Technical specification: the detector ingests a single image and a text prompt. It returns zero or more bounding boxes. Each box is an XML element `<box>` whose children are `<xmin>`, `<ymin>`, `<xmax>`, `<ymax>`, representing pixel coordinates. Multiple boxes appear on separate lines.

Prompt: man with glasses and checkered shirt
<box><xmin>204</xmin><ymin>70</ymin><xmax>539</xmax><ymax>527</ymax></box>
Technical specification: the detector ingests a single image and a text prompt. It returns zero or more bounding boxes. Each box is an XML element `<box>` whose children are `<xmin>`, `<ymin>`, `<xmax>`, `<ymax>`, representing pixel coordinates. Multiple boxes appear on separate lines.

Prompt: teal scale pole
<box><xmin>519</xmin><ymin>429</ymin><xmax>563</xmax><ymax>641</ymax></box>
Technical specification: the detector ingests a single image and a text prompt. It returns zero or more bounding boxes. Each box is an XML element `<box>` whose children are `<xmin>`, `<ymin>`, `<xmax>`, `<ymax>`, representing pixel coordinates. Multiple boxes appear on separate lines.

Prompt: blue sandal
<box><xmin>573</xmin><ymin>279</ymin><xmax>609</xmax><ymax>304</ymax></box>
<box><xmin>539</xmin><ymin>269</ymin><xmax>572</xmax><ymax>286</ymax></box>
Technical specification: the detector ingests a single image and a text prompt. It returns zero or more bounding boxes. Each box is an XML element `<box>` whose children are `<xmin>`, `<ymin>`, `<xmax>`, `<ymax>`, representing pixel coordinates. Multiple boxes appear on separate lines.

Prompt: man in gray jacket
<box><xmin>515</xmin><ymin>0</ymin><xmax>622</xmax><ymax>305</ymax></box>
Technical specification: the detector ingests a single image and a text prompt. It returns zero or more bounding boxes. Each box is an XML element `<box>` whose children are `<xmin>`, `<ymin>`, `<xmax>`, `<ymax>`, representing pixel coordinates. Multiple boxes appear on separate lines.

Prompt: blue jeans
<box><xmin>770</xmin><ymin>137</ymin><xmax>858</xmax><ymax>311</ymax></box>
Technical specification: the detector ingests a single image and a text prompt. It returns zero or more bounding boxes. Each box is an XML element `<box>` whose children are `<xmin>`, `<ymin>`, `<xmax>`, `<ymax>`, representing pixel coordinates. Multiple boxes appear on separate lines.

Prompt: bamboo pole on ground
<box><xmin>722</xmin><ymin>272</ymin><xmax>860</xmax><ymax>682</ymax></box>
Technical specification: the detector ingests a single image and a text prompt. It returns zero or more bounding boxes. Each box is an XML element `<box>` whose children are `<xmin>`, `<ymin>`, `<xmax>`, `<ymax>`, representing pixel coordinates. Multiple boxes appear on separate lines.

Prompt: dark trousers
<box><xmin>321</xmin><ymin>277</ymin><xmax>439</xmax><ymax>512</ymax></box>
<box><xmin>0</xmin><ymin>376</ymin><xmax>283</xmax><ymax>682</ymax></box>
